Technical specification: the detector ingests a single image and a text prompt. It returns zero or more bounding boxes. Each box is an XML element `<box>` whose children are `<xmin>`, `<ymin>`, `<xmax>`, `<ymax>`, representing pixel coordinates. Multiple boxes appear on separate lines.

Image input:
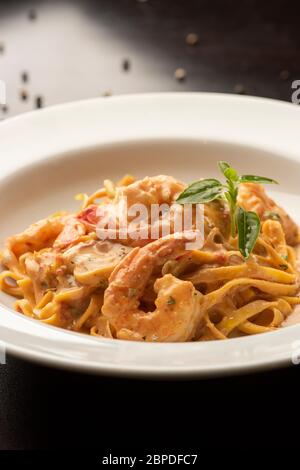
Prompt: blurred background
<box><xmin>0</xmin><ymin>0</ymin><xmax>299</xmax><ymax>119</ymax></box>
<box><xmin>1</xmin><ymin>0</ymin><xmax>300</xmax><ymax>451</ymax></box>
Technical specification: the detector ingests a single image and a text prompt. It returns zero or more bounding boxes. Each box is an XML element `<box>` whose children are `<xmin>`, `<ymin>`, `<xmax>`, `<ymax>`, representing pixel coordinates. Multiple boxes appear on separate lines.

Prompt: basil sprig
<box><xmin>176</xmin><ymin>161</ymin><xmax>278</xmax><ymax>258</ymax></box>
<box><xmin>239</xmin><ymin>175</ymin><xmax>278</xmax><ymax>184</ymax></box>
<box><xmin>236</xmin><ymin>207</ymin><xmax>260</xmax><ymax>259</ymax></box>
<box><xmin>174</xmin><ymin>179</ymin><xmax>223</xmax><ymax>204</ymax></box>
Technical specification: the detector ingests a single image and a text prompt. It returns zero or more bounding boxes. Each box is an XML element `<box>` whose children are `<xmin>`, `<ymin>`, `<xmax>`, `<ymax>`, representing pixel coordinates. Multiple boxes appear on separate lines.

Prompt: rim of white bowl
<box><xmin>0</xmin><ymin>92</ymin><xmax>300</xmax><ymax>378</ymax></box>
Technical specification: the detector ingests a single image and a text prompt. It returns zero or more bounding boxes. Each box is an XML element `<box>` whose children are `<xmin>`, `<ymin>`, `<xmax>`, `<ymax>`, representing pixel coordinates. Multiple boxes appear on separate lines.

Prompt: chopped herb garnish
<box><xmin>176</xmin><ymin>161</ymin><xmax>278</xmax><ymax>259</ymax></box>
<box><xmin>279</xmin><ymin>264</ymin><xmax>288</xmax><ymax>270</ymax></box>
<box><xmin>167</xmin><ymin>296</ymin><xmax>176</xmax><ymax>305</ymax></box>
<box><xmin>128</xmin><ymin>288</ymin><xmax>137</xmax><ymax>297</ymax></box>
<box><xmin>71</xmin><ymin>306</ymin><xmax>82</xmax><ymax>317</ymax></box>
<box><xmin>264</xmin><ymin>211</ymin><xmax>281</xmax><ymax>221</ymax></box>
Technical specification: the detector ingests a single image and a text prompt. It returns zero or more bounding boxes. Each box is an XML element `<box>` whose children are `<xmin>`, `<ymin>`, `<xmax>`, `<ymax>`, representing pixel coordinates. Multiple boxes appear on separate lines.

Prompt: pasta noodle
<box><xmin>0</xmin><ymin>173</ymin><xmax>299</xmax><ymax>342</ymax></box>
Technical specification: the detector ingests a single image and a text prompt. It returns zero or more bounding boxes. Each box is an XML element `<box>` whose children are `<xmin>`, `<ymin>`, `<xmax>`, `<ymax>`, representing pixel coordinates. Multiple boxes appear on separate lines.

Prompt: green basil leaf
<box><xmin>218</xmin><ymin>161</ymin><xmax>239</xmax><ymax>182</ymax></box>
<box><xmin>224</xmin><ymin>167</ymin><xmax>239</xmax><ymax>182</ymax></box>
<box><xmin>239</xmin><ymin>175</ymin><xmax>278</xmax><ymax>184</ymax></box>
<box><xmin>237</xmin><ymin>207</ymin><xmax>260</xmax><ymax>259</ymax></box>
<box><xmin>176</xmin><ymin>179</ymin><xmax>223</xmax><ymax>204</ymax></box>
<box><xmin>224</xmin><ymin>192</ymin><xmax>232</xmax><ymax>205</ymax></box>
<box><xmin>264</xmin><ymin>211</ymin><xmax>281</xmax><ymax>221</ymax></box>
<box><xmin>218</xmin><ymin>161</ymin><xmax>231</xmax><ymax>175</ymax></box>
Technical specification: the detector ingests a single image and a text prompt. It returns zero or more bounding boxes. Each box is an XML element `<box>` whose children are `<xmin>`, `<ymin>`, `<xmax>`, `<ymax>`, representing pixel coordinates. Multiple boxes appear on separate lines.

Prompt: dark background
<box><xmin>1</xmin><ymin>0</ymin><xmax>299</xmax><ymax>116</ymax></box>
<box><xmin>0</xmin><ymin>0</ymin><xmax>300</xmax><ymax>451</ymax></box>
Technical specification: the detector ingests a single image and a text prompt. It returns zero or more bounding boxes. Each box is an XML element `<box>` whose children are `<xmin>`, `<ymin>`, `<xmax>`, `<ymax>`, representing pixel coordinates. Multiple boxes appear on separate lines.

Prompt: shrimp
<box><xmin>238</xmin><ymin>183</ymin><xmax>299</xmax><ymax>246</ymax></box>
<box><xmin>53</xmin><ymin>216</ymin><xmax>86</xmax><ymax>249</ymax></box>
<box><xmin>7</xmin><ymin>216</ymin><xmax>65</xmax><ymax>258</ymax></box>
<box><xmin>261</xmin><ymin>219</ymin><xmax>288</xmax><ymax>259</ymax></box>
<box><xmin>77</xmin><ymin>176</ymin><xmax>186</xmax><ymax>247</ymax></box>
<box><xmin>79</xmin><ymin>175</ymin><xmax>184</xmax><ymax>223</ymax></box>
<box><xmin>102</xmin><ymin>232</ymin><xmax>203</xmax><ymax>342</ymax></box>
<box><xmin>114</xmin><ymin>175</ymin><xmax>185</xmax><ymax>209</ymax></box>
<box><xmin>7</xmin><ymin>214</ymin><xmax>88</xmax><ymax>259</ymax></box>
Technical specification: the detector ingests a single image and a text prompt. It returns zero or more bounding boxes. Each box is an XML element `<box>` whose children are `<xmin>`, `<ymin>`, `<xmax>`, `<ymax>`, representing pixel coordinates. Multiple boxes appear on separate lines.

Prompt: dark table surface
<box><xmin>1</xmin><ymin>0</ymin><xmax>300</xmax><ymax>451</ymax></box>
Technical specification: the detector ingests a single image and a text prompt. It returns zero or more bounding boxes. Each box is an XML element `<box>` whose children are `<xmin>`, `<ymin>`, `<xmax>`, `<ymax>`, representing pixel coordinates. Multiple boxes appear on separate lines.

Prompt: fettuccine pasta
<box><xmin>0</xmin><ymin>173</ymin><xmax>299</xmax><ymax>341</ymax></box>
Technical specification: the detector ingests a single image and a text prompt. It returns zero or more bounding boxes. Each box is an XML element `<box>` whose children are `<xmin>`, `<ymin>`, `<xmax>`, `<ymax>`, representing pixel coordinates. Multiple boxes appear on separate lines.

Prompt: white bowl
<box><xmin>1</xmin><ymin>92</ymin><xmax>300</xmax><ymax>378</ymax></box>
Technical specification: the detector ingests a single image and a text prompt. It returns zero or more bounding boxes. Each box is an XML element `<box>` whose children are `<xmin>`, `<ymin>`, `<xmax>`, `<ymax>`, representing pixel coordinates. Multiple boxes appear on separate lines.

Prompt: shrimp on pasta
<box><xmin>1</xmin><ymin>171</ymin><xmax>300</xmax><ymax>342</ymax></box>
<box><xmin>102</xmin><ymin>232</ymin><xmax>203</xmax><ymax>342</ymax></box>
